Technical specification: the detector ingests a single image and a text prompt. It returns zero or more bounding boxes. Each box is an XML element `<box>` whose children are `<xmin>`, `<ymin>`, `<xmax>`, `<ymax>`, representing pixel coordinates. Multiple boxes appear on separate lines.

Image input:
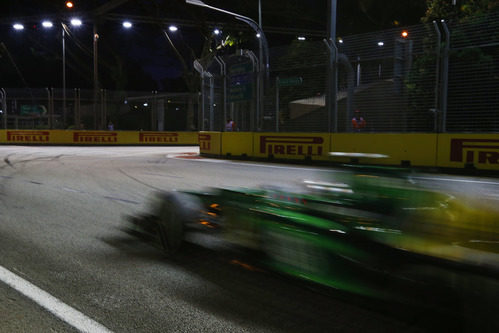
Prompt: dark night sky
<box><xmin>0</xmin><ymin>1</ymin><xmax>427</xmax><ymax>91</ymax></box>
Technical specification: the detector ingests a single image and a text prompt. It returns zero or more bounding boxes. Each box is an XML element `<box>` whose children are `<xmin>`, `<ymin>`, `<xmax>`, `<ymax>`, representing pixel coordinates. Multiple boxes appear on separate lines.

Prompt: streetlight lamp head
<box><xmin>377</xmin><ymin>41</ymin><xmax>384</xmax><ymax>47</ymax></box>
<box><xmin>42</xmin><ymin>21</ymin><xmax>54</xmax><ymax>28</ymax></box>
<box><xmin>66</xmin><ymin>1</ymin><xmax>74</xmax><ymax>9</ymax></box>
<box><xmin>70</xmin><ymin>18</ymin><xmax>82</xmax><ymax>27</ymax></box>
<box><xmin>213</xmin><ymin>28</ymin><xmax>221</xmax><ymax>35</ymax></box>
<box><xmin>123</xmin><ymin>21</ymin><xmax>132</xmax><ymax>29</ymax></box>
<box><xmin>168</xmin><ymin>25</ymin><xmax>178</xmax><ymax>32</ymax></box>
<box><xmin>297</xmin><ymin>36</ymin><xmax>306</xmax><ymax>41</ymax></box>
<box><xmin>256</xmin><ymin>33</ymin><xmax>261</xmax><ymax>38</ymax></box>
<box><xmin>13</xmin><ymin>23</ymin><xmax>24</xmax><ymax>30</ymax></box>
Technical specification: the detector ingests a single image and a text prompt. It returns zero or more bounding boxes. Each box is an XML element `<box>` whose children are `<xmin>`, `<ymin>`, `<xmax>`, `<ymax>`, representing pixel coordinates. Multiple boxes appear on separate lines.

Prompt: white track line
<box><xmin>0</xmin><ymin>265</ymin><xmax>113</xmax><ymax>333</ymax></box>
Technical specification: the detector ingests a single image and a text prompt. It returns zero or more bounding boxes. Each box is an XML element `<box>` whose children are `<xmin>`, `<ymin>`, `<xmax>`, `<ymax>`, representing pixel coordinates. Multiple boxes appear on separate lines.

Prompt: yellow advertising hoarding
<box><xmin>253</xmin><ymin>132</ymin><xmax>330</xmax><ymax>161</ymax></box>
<box><xmin>437</xmin><ymin>134</ymin><xmax>499</xmax><ymax>170</ymax></box>
<box><xmin>221</xmin><ymin>132</ymin><xmax>253</xmax><ymax>157</ymax></box>
<box><xmin>0</xmin><ymin>130</ymin><xmax>199</xmax><ymax>145</ymax></box>
<box><xmin>198</xmin><ymin>131</ymin><xmax>221</xmax><ymax>155</ymax></box>
<box><xmin>330</xmin><ymin>134</ymin><xmax>438</xmax><ymax>166</ymax></box>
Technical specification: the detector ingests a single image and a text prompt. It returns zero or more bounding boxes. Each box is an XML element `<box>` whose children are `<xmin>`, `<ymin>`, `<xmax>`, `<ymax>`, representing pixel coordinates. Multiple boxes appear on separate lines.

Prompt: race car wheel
<box><xmin>156</xmin><ymin>192</ymin><xmax>200</xmax><ymax>256</ymax></box>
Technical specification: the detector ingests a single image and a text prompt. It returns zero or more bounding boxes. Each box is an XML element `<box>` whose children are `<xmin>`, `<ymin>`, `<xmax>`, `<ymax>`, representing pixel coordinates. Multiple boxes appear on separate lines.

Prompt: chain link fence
<box><xmin>0</xmin><ymin>87</ymin><xmax>198</xmax><ymax>131</ymax></box>
<box><xmin>1</xmin><ymin>12</ymin><xmax>498</xmax><ymax>134</ymax></box>
<box><xmin>195</xmin><ymin>11</ymin><xmax>499</xmax><ymax>133</ymax></box>
<box><xmin>445</xmin><ymin>13</ymin><xmax>499</xmax><ymax>132</ymax></box>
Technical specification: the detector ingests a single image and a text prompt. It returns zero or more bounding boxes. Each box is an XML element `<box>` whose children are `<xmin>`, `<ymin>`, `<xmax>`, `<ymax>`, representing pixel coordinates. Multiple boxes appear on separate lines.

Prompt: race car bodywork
<box><xmin>126</xmin><ymin>165</ymin><xmax>499</xmax><ymax>322</ymax></box>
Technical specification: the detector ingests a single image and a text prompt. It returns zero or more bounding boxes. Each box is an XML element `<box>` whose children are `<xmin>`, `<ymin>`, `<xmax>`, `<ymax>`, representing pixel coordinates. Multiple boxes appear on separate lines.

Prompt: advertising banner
<box><xmin>0</xmin><ymin>130</ymin><xmax>198</xmax><ymax>145</ymax></box>
<box><xmin>253</xmin><ymin>133</ymin><xmax>330</xmax><ymax>161</ymax></box>
<box><xmin>199</xmin><ymin>132</ymin><xmax>221</xmax><ymax>155</ymax></box>
<box><xmin>221</xmin><ymin>132</ymin><xmax>253</xmax><ymax>157</ymax></box>
<box><xmin>437</xmin><ymin>134</ymin><xmax>499</xmax><ymax>170</ymax></box>
<box><xmin>330</xmin><ymin>134</ymin><xmax>438</xmax><ymax>167</ymax></box>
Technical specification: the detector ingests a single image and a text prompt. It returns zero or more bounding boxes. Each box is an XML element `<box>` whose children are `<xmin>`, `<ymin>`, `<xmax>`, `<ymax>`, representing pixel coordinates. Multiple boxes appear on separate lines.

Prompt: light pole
<box><xmin>62</xmin><ymin>23</ymin><xmax>67</xmax><ymax>126</ymax></box>
<box><xmin>186</xmin><ymin>0</ymin><xmax>269</xmax><ymax>131</ymax></box>
<box><xmin>42</xmin><ymin>19</ymin><xmax>82</xmax><ymax>128</ymax></box>
<box><xmin>185</xmin><ymin>0</ymin><xmax>268</xmax><ymax>71</ymax></box>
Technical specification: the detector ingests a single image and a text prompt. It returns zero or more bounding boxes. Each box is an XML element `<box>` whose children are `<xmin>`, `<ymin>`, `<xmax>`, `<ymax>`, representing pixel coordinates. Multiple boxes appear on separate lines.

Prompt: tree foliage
<box><xmin>422</xmin><ymin>0</ymin><xmax>499</xmax><ymax>23</ymax></box>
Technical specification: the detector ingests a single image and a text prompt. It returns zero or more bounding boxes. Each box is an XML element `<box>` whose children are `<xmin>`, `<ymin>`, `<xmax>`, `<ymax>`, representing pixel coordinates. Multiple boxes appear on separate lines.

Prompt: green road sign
<box><xmin>278</xmin><ymin>77</ymin><xmax>303</xmax><ymax>87</ymax></box>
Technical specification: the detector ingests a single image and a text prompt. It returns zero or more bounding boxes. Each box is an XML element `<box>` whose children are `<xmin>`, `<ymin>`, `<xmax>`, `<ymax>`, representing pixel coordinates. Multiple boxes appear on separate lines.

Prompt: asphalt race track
<box><xmin>0</xmin><ymin>146</ymin><xmax>498</xmax><ymax>332</ymax></box>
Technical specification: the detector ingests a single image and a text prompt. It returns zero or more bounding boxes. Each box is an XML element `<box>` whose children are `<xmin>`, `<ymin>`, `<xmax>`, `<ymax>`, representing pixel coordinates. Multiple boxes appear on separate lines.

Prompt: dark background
<box><xmin>0</xmin><ymin>1</ymin><xmax>427</xmax><ymax>91</ymax></box>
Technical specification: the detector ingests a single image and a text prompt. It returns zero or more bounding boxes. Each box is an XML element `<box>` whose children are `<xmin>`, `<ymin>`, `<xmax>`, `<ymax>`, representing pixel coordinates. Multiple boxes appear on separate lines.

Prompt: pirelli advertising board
<box><xmin>437</xmin><ymin>134</ymin><xmax>499</xmax><ymax>170</ymax></box>
<box><xmin>253</xmin><ymin>133</ymin><xmax>330</xmax><ymax>160</ymax></box>
<box><xmin>198</xmin><ymin>131</ymin><xmax>222</xmax><ymax>155</ymax></box>
<box><xmin>221</xmin><ymin>132</ymin><xmax>253</xmax><ymax>157</ymax></box>
<box><xmin>330</xmin><ymin>134</ymin><xmax>438</xmax><ymax>167</ymax></box>
<box><xmin>0</xmin><ymin>130</ymin><xmax>198</xmax><ymax>145</ymax></box>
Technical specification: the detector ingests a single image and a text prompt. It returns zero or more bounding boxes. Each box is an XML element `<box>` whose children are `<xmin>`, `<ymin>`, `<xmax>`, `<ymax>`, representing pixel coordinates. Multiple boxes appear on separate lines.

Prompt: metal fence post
<box><xmin>0</xmin><ymin>88</ymin><xmax>6</xmax><ymax>129</ymax></box>
<box><xmin>441</xmin><ymin>21</ymin><xmax>450</xmax><ymax>133</ymax></box>
<box><xmin>275</xmin><ymin>76</ymin><xmax>279</xmax><ymax>132</ymax></box>
<box><xmin>214</xmin><ymin>56</ymin><xmax>227</xmax><ymax>131</ymax></box>
<box><xmin>193</xmin><ymin>60</ymin><xmax>206</xmax><ymax>131</ymax></box>
<box><xmin>209</xmin><ymin>75</ymin><xmax>215</xmax><ymax>131</ymax></box>
<box><xmin>432</xmin><ymin>21</ymin><xmax>442</xmax><ymax>132</ymax></box>
<box><xmin>324</xmin><ymin>39</ymin><xmax>338</xmax><ymax>133</ymax></box>
<box><xmin>244</xmin><ymin>50</ymin><xmax>259</xmax><ymax>131</ymax></box>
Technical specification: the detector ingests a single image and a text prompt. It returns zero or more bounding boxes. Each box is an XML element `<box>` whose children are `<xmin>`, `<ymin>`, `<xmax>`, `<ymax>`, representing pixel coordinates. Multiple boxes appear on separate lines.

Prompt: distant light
<box><xmin>143</xmin><ymin>102</ymin><xmax>148</xmax><ymax>107</ymax></box>
<box><xmin>256</xmin><ymin>33</ymin><xmax>261</xmax><ymax>38</ymax></box>
<box><xmin>168</xmin><ymin>25</ymin><xmax>178</xmax><ymax>32</ymax></box>
<box><xmin>13</xmin><ymin>23</ymin><xmax>24</xmax><ymax>30</ymax></box>
<box><xmin>377</xmin><ymin>41</ymin><xmax>384</xmax><ymax>47</ymax></box>
<box><xmin>70</xmin><ymin>18</ymin><xmax>82</xmax><ymax>27</ymax></box>
<box><xmin>123</xmin><ymin>21</ymin><xmax>132</xmax><ymax>29</ymax></box>
<box><xmin>66</xmin><ymin>1</ymin><xmax>74</xmax><ymax>9</ymax></box>
<box><xmin>213</xmin><ymin>28</ymin><xmax>220</xmax><ymax>35</ymax></box>
<box><xmin>338</xmin><ymin>38</ymin><xmax>344</xmax><ymax>44</ymax></box>
<box><xmin>401</xmin><ymin>30</ymin><xmax>409</xmax><ymax>38</ymax></box>
<box><xmin>297</xmin><ymin>36</ymin><xmax>306</xmax><ymax>41</ymax></box>
<box><xmin>42</xmin><ymin>21</ymin><xmax>54</xmax><ymax>28</ymax></box>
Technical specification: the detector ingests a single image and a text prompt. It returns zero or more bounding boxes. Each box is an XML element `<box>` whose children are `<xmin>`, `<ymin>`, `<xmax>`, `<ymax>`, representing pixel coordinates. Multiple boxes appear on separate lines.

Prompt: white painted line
<box><xmin>168</xmin><ymin>154</ymin><xmax>338</xmax><ymax>172</ymax></box>
<box><xmin>414</xmin><ymin>176</ymin><xmax>499</xmax><ymax>186</ymax></box>
<box><xmin>0</xmin><ymin>265</ymin><xmax>113</xmax><ymax>333</ymax></box>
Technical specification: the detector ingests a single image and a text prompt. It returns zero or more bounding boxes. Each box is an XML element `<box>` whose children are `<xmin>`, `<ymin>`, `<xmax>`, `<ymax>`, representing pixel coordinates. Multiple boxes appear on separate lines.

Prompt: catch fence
<box><xmin>196</xmin><ymin>11</ymin><xmax>499</xmax><ymax>133</ymax></box>
<box><xmin>1</xmin><ymin>11</ymin><xmax>498</xmax><ymax>133</ymax></box>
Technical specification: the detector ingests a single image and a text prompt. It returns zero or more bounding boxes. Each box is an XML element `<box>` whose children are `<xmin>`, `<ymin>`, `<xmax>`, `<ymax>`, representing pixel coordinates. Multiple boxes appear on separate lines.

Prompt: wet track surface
<box><xmin>0</xmin><ymin>146</ymin><xmax>498</xmax><ymax>332</ymax></box>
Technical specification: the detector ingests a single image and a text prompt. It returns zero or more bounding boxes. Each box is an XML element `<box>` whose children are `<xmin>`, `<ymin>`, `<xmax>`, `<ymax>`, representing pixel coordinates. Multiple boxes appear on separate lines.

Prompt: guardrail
<box><xmin>199</xmin><ymin>131</ymin><xmax>499</xmax><ymax>171</ymax></box>
<box><xmin>2</xmin><ymin>129</ymin><xmax>497</xmax><ymax>171</ymax></box>
<box><xmin>0</xmin><ymin>130</ymin><xmax>198</xmax><ymax>145</ymax></box>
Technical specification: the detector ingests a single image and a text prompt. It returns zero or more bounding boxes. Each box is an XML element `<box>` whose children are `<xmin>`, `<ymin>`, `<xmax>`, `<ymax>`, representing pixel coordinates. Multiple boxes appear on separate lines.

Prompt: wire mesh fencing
<box><xmin>2</xmin><ymin>12</ymin><xmax>498</xmax><ymax>133</ymax></box>
<box><xmin>196</xmin><ymin>11</ymin><xmax>499</xmax><ymax>133</ymax></box>
<box><xmin>0</xmin><ymin>87</ymin><xmax>198</xmax><ymax>131</ymax></box>
<box><xmin>445</xmin><ymin>12</ymin><xmax>499</xmax><ymax>132</ymax></box>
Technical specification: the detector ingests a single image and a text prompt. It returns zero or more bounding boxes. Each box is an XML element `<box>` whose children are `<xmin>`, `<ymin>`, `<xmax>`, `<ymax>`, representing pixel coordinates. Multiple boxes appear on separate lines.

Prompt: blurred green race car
<box><xmin>127</xmin><ymin>163</ymin><xmax>498</xmax><ymax>326</ymax></box>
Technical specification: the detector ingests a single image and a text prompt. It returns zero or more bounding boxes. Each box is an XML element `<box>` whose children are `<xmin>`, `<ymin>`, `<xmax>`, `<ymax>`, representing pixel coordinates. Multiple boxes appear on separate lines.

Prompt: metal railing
<box><xmin>195</xmin><ymin>11</ymin><xmax>499</xmax><ymax>133</ymax></box>
<box><xmin>0</xmin><ymin>88</ymin><xmax>198</xmax><ymax>131</ymax></box>
<box><xmin>2</xmin><ymin>12</ymin><xmax>498</xmax><ymax>134</ymax></box>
